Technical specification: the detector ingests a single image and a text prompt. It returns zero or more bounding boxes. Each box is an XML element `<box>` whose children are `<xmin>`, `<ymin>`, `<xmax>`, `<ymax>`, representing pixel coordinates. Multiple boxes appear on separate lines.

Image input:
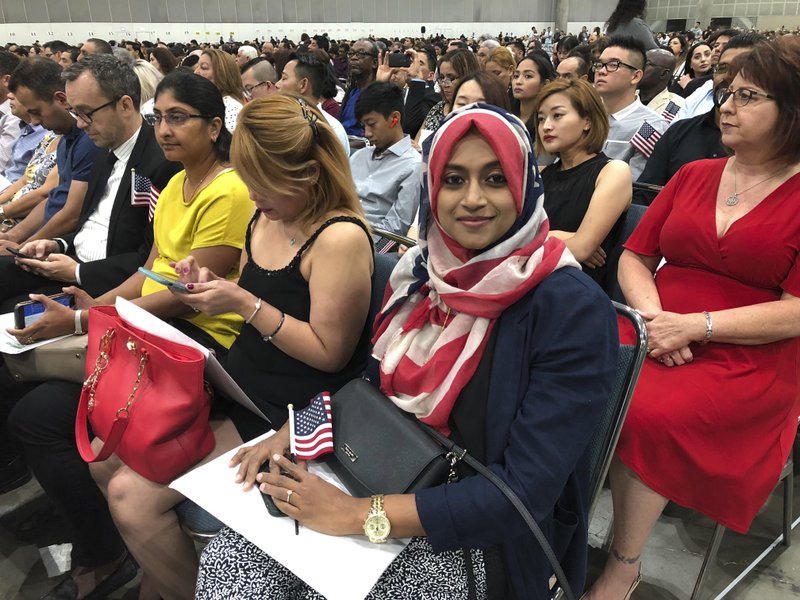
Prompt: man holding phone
<box><xmin>0</xmin><ymin>54</ymin><xmax>180</xmax><ymax>311</ymax></box>
<box><xmin>376</xmin><ymin>50</ymin><xmax>440</xmax><ymax>139</ymax></box>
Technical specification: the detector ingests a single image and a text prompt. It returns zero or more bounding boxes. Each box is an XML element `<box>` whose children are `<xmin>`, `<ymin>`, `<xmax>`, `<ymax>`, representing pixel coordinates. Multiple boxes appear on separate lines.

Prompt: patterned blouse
<box><xmin>14</xmin><ymin>131</ymin><xmax>59</xmax><ymax>200</ymax></box>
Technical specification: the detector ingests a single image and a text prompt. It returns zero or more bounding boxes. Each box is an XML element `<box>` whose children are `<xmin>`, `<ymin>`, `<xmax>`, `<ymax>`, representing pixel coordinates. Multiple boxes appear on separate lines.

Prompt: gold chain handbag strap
<box><xmin>116</xmin><ymin>349</ymin><xmax>148</xmax><ymax>418</ymax></box>
<box><xmin>83</xmin><ymin>328</ymin><xmax>115</xmax><ymax>413</ymax></box>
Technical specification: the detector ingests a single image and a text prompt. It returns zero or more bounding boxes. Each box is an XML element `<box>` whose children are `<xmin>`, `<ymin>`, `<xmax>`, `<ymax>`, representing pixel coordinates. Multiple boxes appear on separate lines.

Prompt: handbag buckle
<box><xmin>341</xmin><ymin>443</ymin><xmax>359</xmax><ymax>463</ymax></box>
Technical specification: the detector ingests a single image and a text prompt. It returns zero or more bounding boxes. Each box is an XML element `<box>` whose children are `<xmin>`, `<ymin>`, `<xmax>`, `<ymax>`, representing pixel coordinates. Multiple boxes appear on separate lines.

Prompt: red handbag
<box><xmin>75</xmin><ymin>305</ymin><xmax>215</xmax><ymax>483</ymax></box>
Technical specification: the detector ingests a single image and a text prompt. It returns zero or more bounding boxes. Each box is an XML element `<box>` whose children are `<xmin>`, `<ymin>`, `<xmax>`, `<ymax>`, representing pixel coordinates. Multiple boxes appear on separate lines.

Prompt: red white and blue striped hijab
<box><xmin>372</xmin><ymin>104</ymin><xmax>579</xmax><ymax>434</ymax></box>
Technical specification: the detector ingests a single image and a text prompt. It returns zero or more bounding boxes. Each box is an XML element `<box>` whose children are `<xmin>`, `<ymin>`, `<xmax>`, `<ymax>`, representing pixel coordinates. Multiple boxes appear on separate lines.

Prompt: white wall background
<box><xmin>0</xmin><ymin>21</ymin><xmax>614</xmax><ymax>45</ymax></box>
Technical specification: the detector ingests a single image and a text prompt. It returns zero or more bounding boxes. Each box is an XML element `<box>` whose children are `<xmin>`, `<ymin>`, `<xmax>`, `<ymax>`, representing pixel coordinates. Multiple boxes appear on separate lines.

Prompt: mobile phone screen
<box><xmin>14</xmin><ymin>293</ymin><xmax>74</xmax><ymax>329</ymax></box>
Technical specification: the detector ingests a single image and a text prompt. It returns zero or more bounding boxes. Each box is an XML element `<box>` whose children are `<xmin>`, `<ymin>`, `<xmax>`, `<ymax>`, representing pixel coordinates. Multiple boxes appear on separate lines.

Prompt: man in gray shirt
<box><xmin>350</xmin><ymin>82</ymin><xmax>421</xmax><ymax>239</ymax></box>
<box><xmin>594</xmin><ymin>36</ymin><xmax>667</xmax><ymax>180</ymax></box>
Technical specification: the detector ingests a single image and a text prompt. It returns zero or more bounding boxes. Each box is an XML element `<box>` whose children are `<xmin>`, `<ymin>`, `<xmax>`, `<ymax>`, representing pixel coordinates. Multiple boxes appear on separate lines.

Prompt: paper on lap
<box><xmin>170</xmin><ymin>431</ymin><xmax>407</xmax><ymax>600</ymax></box>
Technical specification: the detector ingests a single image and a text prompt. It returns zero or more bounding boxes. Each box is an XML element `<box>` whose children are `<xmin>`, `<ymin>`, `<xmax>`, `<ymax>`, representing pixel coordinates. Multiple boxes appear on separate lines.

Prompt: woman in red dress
<box><xmin>585</xmin><ymin>36</ymin><xmax>800</xmax><ymax>600</ymax></box>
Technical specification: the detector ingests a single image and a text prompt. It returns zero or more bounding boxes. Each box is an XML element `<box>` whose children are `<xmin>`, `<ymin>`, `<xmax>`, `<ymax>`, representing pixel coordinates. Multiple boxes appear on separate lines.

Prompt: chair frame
<box><xmin>588</xmin><ymin>303</ymin><xmax>649</xmax><ymax>521</ymax></box>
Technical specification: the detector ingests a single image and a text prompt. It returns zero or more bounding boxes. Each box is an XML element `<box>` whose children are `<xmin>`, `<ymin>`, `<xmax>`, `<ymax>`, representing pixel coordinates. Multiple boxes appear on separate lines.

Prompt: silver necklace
<box><xmin>726</xmin><ymin>162</ymin><xmax>786</xmax><ymax>206</ymax></box>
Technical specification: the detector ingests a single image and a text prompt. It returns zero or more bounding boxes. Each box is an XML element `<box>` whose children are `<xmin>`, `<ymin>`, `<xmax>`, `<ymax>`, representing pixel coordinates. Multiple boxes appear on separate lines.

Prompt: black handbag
<box><xmin>328</xmin><ymin>378</ymin><xmax>457</xmax><ymax>497</ymax></box>
<box><xmin>328</xmin><ymin>377</ymin><xmax>577</xmax><ymax>600</ymax></box>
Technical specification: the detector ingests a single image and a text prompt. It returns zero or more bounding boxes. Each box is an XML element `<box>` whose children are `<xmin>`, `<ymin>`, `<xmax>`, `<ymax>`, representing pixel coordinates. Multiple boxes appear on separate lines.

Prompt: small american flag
<box><xmin>629</xmin><ymin>121</ymin><xmax>662</xmax><ymax>158</ymax></box>
<box><xmin>661</xmin><ymin>101</ymin><xmax>681</xmax><ymax>123</ymax></box>
<box><xmin>131</xmin><ymin>170</ymin><xmax>161</xmax><ymax>222</ymax></box>
<box><xmin>288</xmin><ymin>393</ymin><xmax>333</xmax><ymax>460</ymax></box>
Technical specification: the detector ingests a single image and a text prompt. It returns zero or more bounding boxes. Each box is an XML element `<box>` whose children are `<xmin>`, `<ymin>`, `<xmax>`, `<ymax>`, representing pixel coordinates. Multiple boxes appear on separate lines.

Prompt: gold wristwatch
<box><xmin>363</xmin><ymin>494</ymin><xmax>391</xmax><ymax>544</ymax></box>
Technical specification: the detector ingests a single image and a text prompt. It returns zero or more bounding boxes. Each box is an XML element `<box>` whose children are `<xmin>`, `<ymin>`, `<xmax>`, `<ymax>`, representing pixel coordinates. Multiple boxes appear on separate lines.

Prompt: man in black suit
<box><xmin>0</xmin><ymin>54</ymin><xmax>179</xmax><ymax>311</ymax></box>
<box><xmin>379</xmin><ymin>49</ymin><xmax>440</xmax><ymax>139</ymax></box>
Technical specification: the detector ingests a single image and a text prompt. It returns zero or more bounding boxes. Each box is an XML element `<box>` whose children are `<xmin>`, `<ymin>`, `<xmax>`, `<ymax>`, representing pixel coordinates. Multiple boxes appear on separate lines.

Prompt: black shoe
<box><xmin>0</xmin><ymin>456</ymin><xmax>31</xmax><ymax>494</ymax></box>
<box><xmin>39</xmin><ymin>553</ymin><xmax>138</xmax><ymax>600</ymax></box>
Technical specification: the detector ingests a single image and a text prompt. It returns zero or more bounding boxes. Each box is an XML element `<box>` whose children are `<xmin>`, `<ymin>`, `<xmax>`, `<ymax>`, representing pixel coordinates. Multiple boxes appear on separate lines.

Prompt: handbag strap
<box><xmin>424</xmin><ymin>426</ymin><xmax>577</xmax><ymax>600</ymax></box>
<box><xmin>76</xmin><ymin>331</ymin><xmax>149</xmax><ymax>464</ymax></box>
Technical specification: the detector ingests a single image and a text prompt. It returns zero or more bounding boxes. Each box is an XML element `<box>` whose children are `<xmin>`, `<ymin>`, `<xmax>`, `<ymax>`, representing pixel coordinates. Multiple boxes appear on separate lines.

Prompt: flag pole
<box><xmin>286</xmin><ymin>404</ymin><xmax>300</xmax><ymax>535</ymax></box>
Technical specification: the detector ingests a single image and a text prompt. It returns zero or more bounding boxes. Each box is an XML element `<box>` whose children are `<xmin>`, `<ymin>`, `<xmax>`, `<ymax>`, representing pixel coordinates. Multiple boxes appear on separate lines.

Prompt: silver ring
<box><xmin>286</xmin><ymin>489</ymin><xmax>293</xmax><ymax>504</ymax></box>
<box><xmin>192</xmin><ymin>307</ymin><xmax>200</xmax><ymax>313</ymax></box>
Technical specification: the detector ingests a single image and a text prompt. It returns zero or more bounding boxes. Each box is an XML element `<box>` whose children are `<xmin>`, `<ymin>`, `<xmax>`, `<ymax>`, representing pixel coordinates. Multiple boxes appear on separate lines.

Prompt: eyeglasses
<box><xmin>347</xmin><ymin>50</ymin><xmax>374</xmax><ymax>59</ymax></box>
<box><xmin>144</xmin><ymin>112</ymin><xmax>213</xmax><ymax>127</ymax></box>
<box><xmin>437</xmin><ymin>74</ymin><xmax>459</xmax><ymax>86</ymax></box>
<box><xmin>644</xmin><ymin>61</ymin><xmax>671</xmax><ymax>74</ymax></box>
<box><xmin>712</xmin><ymin>63</ymin><xmax>729</xmax><ymax>75</ymax></box>
<box><xmin>244</xmin><ymin>81</ymin><xmax>271</xmax><ymax>98</ymax></box>
<box><xmin>592</xmin><ymin>59</ymin><xmax>641</xmax><ymax>73</ymax></box>
<box><xmin>714</xmin><ymin>86</ymin><xmax>776</xmax><ymax>107</ymax></box>
<box><xmin>68</xmin><ymin>97</ymin><xmax>120</xmax><ymax>124</ymax></box>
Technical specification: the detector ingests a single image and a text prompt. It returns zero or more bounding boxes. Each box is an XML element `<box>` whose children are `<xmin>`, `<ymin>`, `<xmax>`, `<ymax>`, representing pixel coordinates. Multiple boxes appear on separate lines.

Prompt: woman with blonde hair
<box><xmin>485</xmin><ymin>46</ymin><xmax>515</xmax><ymax>90</ymax></box>
<box><xmin>132</xmin><ymin>58</ymin><xmax>164</xmax><ymax>117</ymax></box>
<box><xmin>195</xmin><ymin>48</ymin><xmax>246</xmax><ymax>131</ymax></box>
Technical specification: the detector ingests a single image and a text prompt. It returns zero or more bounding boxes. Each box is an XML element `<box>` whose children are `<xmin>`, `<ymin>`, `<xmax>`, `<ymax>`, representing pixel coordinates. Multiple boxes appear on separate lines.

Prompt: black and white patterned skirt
<box><xmin>195</xmin><ymin>526</ymin><xmax>487</xmax><ymax>599</ymax></box>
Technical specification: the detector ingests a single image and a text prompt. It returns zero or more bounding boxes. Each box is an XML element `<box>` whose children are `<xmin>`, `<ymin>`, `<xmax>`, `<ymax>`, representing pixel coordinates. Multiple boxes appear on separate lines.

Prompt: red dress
<box><xmin>616</xmin><ymin>158</ymin><xmax>800</xmax><ymax>533</ymax></box>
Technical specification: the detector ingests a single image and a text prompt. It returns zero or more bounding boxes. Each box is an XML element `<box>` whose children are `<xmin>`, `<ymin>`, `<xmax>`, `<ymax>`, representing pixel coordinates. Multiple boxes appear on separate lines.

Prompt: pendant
<box><xmin>725</xmin><ymin>195</ymin><xmax>739</xmax><ymax>206</ymax></box>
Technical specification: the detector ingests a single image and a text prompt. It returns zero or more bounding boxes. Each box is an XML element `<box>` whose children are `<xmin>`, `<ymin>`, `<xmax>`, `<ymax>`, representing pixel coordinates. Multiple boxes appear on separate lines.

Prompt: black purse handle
<box><xmin>424</xmin><ymin>425</ymin><xmax>577</xmax><ymax>600</ymax></box>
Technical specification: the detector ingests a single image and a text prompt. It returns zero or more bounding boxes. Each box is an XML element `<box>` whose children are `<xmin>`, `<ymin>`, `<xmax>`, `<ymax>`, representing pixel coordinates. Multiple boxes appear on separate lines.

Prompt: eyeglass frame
<box><xmin>144</xmin><ymin>111</ymin><xmax>215</xmax><ymax>127</ymax></box>
<box><xmin>244</xmin><ymin>80</ymin><xmax>271</xmax><ymax>98</ymax></box>
<box><xmin>347</xmin><ymin>50</ymin><xmax>375</xmax><ymax>59</ymax></box>
<box><xmin>591</xmin><ymin>59</ymin><xmax>642</xmax><ymax>73</ymax></box>
<box><xmin>67</xmin><ymin>96</ymin><xmax>121</xmax><ymax>125</ymax></box>
<box><xmin>437</xmin><ymin>74</ymin><xmax>459</xmax><ymax>86</ymax></box>
<box><xmin>714</xmin><ymin>85</ymin><xmax>776</xmax><ymax>108</ymax></box>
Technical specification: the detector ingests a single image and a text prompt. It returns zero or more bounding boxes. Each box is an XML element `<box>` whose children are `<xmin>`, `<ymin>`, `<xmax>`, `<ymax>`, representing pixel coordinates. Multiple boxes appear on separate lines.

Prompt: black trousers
<box><xmin>6</xmin><ymin>373</ymin><xmax>126</xmax><ymax>567</ymax></box>
<box><xmin>0</xmin><ymin>255</ymin><xmax>64</xmax><ymax>312</ymax></box>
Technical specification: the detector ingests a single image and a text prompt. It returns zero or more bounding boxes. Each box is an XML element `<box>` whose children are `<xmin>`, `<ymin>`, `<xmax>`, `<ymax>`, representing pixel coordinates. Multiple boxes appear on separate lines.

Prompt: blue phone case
<box><xmin>137</xmin><ymin>267</ymin><xmax>188</xmax><ymax>293</ymax></box>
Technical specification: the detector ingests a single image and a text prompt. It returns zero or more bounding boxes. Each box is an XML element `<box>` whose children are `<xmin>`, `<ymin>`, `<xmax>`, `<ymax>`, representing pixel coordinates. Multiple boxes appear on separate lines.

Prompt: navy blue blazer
<box><xmin>415</xmin><ymin>267</ymin><xmax>618</xmax><ymax>599</ymax></box>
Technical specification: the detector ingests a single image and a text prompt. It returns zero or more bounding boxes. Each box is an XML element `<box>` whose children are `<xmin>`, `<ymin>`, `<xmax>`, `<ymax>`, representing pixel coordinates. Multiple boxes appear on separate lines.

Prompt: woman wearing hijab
<box><xmin>195</xmin><ymin>104</ymin><xmax>618</xmax><ymax>600</ymax></box>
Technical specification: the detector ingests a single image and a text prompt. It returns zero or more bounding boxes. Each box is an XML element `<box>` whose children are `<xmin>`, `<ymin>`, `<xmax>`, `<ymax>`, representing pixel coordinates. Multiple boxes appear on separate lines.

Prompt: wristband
<box><xmin>701</xmin><ymin>311</ymin><xmax>712</xmax><ymax>343</ymax></box>
<box><xmin>263</xmin><ymin>311</ymin><xmax>285</xmax><ymax>343</ymax></box>
<box><xmin>74</xmin><ymin>310</ymin><xmax>84</xmax><ymax>335</ymax></box>
<box><xmin>245</xmin><ymin>297</ymin><xmax>262</xmax><ymax>324</ymax></box>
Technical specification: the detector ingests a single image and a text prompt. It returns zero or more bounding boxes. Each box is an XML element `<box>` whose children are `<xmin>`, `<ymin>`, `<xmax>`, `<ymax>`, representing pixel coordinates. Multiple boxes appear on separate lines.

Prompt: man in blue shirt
<box><xmin>0</xmin><ymin>57</ymin><xmax>97</xmax><ymax>254</ymax></box>
<box><xmin>340</xmin><ymin>39</ymin><xmax>378</xmax><ymax>137</ymax></box>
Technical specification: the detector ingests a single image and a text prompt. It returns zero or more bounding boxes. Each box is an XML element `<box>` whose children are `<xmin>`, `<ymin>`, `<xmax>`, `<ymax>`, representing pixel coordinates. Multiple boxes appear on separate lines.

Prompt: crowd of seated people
<box><xmin>0</xmin><ymin>23</ymin><xmax>798</xmax><ymax>600</ymax></box>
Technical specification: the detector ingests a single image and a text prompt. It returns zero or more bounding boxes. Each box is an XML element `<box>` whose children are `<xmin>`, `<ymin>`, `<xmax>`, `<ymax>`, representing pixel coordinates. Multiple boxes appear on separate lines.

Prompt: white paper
<box><xmin>114</xmin><ymin>298</ymin><xmax>270</xmax><ymax>423</ymax></box>
<box><xmin>170</xmin><ymin>432</ymin><xmax>407</xmax><ymax>600</ymax></box>
<box><xmin>0</xmin><ymin>173</ymin><xmax>11</xmax><ymax>193</ymax></box>
<box><xmin>0</xmin><ymin>311</ymin><xmax>73</xmax><ymax>354</ymax></box>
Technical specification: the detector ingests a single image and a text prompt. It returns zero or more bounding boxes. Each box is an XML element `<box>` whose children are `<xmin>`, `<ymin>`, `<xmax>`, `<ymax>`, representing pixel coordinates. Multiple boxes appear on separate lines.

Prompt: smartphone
<box><xmin>388</xmin><ymin>53</ymin><xmax>411</xmax><ymax>68</ymax></box>
<box><xmin>259</xmin><ymin>460</ymin><xmax>288</xmax><ymax>518</ymax></box>
<box><xmin>138</xmin><ymin>267</ymin><xmax>188</xmax><ymax>293</ymax></box>
<box><xmin>13</xmin><ymin>293</ymin><xmax>74</xmax><ymax>330</ymax></box>
<box><xmin>8</xmin><ymin>247</ymin><xmax>37</xmax><ymax>260</ymax></box>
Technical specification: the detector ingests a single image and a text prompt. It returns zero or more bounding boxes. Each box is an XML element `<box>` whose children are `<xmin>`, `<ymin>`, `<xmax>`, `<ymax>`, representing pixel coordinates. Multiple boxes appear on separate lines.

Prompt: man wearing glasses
<box><xmin>638</xmin><ymin>48</ymin><xmax>683</xmax><ymax>122</ymax></box>
<box><xmin>340</xmin><ymin>39</ymin><xmax>379</xmax><ymax>137</ymax></box>
<box><xmin>0</xmin><ymin>57</ymin><xmax>98</xmax><ymax>254</ymax></box>
<box><xmin>0</xmin><ymin>54</ymin><xmax>180</xmax><ymax>307</ymax></box>
<box><xmin>593</xmin><ymin>36</ymin><xmax>667</xmax><ymax>180</ymax></box>
<box><xmin>241</xmin><ymin>57</ymin><xmax>278</xmax><ymax>101</ymax></box>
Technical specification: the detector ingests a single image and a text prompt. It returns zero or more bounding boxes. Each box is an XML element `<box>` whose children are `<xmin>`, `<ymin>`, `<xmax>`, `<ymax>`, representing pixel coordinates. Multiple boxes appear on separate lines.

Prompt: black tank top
<box><xmin>223</xmin><ymin>213</ymin><xmax>373</xmax><ymax>436</ymax></box>
<box><xmin>541</xmin><ymin>153</ymin><xmax>624</xmax><ymax>288</ymax></box>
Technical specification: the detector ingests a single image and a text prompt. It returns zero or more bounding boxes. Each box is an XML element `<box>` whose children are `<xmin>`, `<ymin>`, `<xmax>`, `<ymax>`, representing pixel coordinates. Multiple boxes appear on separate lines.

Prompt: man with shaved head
<box><xmin>638</xmin><ymin>48</ymin><xmax>683</xmax><ymax>123</ymax></box>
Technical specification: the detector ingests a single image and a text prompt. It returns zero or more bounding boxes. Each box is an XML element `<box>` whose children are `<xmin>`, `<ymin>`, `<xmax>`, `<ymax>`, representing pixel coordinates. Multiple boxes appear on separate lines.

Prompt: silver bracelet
<box><xmin>74</xmin><ymin>310</ymin><xmax>84</xmax><ymax>335</ymax></box>
<box><xmin>245</xmin><ymin>298</ymin><xmax>262</xmax><ymax>324</ymax></box>
<box><xmin>702</xmin><ymin>311</ymin><xmax>713</xmax><ymax>343</ymax></box>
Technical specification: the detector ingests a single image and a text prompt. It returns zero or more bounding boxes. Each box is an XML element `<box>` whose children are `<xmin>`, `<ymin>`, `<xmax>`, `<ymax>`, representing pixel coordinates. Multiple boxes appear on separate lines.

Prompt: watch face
<box><xmin>365</xmin><ymin>515</ymin><xmax>391</xmax><ymax>541</ymax></box>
